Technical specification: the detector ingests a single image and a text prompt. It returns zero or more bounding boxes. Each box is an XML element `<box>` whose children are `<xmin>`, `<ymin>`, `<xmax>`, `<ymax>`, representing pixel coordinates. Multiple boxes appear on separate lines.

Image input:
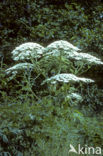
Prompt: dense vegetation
<box><xmin>0</xmin><ymin>0</ymin><xmax>103</xmax><ymax>155</ymax></box>
<box><xmin>0</xmin><ymin>0</ymin><xmax>103</xmax><ymax>64</ymax></box>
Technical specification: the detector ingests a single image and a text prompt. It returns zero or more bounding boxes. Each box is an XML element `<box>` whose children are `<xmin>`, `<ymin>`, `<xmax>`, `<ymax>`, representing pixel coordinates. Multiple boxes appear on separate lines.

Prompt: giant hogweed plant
<box><xmin>0</xmin><ymin>41</ymin><xmax>103</xmax><ymax>155</ymax></box>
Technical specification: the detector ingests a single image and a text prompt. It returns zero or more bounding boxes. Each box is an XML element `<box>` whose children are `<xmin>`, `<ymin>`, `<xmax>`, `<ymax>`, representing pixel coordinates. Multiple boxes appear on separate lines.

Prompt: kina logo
<box><xmin>68</xmin><ymin>144</ymin><xmax>102</xmax><ymax>155</ymax></box>
<box><xmin>69</xmin><ymin>144</ymin><xmax>78</xmax><ymax>154</ymax></box>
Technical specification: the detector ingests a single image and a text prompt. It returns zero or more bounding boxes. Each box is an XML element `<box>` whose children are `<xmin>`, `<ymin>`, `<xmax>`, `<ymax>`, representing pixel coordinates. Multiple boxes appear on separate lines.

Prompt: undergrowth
<box><xmin>0</xmin><ymin>55</ymin><xmax>103</xmax><ymax>156</ymax></box>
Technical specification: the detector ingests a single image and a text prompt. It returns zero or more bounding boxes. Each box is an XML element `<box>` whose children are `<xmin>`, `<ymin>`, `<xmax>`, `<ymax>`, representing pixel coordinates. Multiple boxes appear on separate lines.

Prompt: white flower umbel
<box><xmin>43</xmin><ymin>73</ymin><xmax>94</xmax><ymax>84</ymax></box>
<box><xmin>47</xmin><ymin>40</ymin><xmax>80</xmax><ymax>51</ymax></box>
<box><xmin>6</xmin><ymin>63</ymin><xmax>34</xmax><ymax>75</ymax></box>
<box><xmin>67</xmin><ymin>93</ymin><xmax>83</xmax><ymax>102</ymax></box>
<box><xmin>12</xmin><ymin>42</ymin><xmax>45</xmax><ymax>61</ymax></box>
<box><xmin>44</xmin><ymin>40</ymin><xmax>103</xmax><ymax>65</ymax></box>
<box><xmin>44</xmin><ymin>40</ymin><xmax>80</xmax><ymax>57</ymax></box>
<box><xmin>68</xmin><ymin>52</ymin><xmax>103</xmax><ymax>65</ymax></box>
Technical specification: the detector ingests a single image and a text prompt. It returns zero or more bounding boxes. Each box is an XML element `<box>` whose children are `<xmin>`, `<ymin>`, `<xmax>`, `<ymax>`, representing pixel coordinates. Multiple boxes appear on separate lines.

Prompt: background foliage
<box><xmin>0</xmin><ymin>0</ymin><xmax>103</xmax><ymax>64</ymax></box>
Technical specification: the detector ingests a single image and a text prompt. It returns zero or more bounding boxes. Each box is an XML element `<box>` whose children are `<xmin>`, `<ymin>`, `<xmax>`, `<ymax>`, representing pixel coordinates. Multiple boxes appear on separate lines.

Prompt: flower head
<box><xmin>12</xmin><ymin>42</ymin><xmax>45</xmax><ymax>61</ymax></box>
<box><xmin>44</xmin><ymin>40</ymin><xmax>103</xmax><ymax>65</ymax></box>
<box><xmin>43</xmin><ymin>73</ymin><xmax>94</xmax><ymax>84</ymax></box>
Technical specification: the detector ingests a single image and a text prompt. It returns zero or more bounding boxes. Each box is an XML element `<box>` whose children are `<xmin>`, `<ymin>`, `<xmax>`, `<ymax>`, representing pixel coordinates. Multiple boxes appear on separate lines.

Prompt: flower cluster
<box><xmin>44</xmin><ymin>40</ymin><xmax>103</xmax><ymax>65</ymax></box>
<box><xmin>6</xmin><ymin>63</ymin><xmax>34</xmax><ymax>74</ymax></box>
<box><xmin>6</xmin><ymin>40</ymin><xmax>103</xmax><ymax>86</ymax></box>
<box><xmin>12</xmin><ymin>42</ymin><xmax>45</xmax><ymax>61</ymax></box>
<box><xmin>67</xmin><ymin>93</ymin><xmax>83</xmax><ymax>102</ymax></box>
<box><xmin>43</xmin><ymin>73</ymin><xmax>94</xmax><ymax>84</ymax></box>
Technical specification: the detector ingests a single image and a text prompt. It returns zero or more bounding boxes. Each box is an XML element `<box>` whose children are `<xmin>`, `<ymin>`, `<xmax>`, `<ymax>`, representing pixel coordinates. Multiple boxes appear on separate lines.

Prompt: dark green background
<box><xmin>0</xmin><ymin>0</ymin><xmax>103</xmax><ymax>64</ymax></box>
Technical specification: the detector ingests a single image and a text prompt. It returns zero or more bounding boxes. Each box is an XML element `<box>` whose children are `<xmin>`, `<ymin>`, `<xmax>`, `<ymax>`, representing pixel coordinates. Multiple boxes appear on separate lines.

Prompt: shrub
<box><xmin>0</xmin><ymin>41</ymin><xmax>103</xmax><ymax>155</ymax></box>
